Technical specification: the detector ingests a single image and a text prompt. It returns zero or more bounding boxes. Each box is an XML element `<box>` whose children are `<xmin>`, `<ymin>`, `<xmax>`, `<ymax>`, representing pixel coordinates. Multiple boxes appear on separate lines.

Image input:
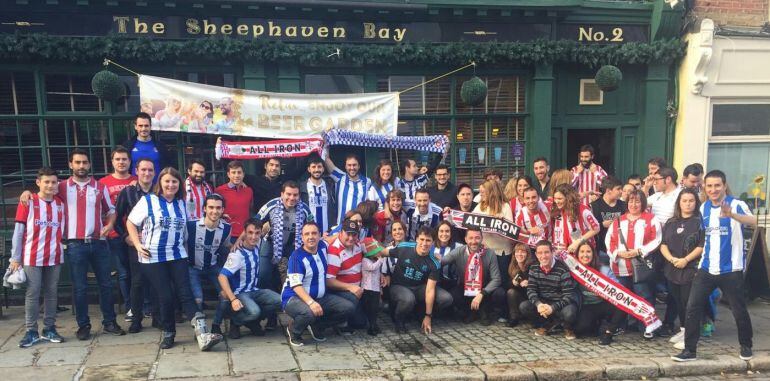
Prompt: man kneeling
<box><xmin>520</xmin><ymin>240</ymin><xmax>578</xmax><ymax>340</ymax></box>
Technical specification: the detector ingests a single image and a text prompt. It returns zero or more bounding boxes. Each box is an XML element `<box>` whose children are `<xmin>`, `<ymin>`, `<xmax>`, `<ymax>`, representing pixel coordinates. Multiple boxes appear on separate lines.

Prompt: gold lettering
<box><xmin>133</xmin><ymin>18</ymin><xmax>148</xmax><ymax>34</ymax></box>
<box><xmin>253</xmin><ymin>25</ymin><xmax>264</xmax><ymax>37</ymax></box>
<box><xmin>285</xmin><ymin>26</ymin><xmax>297</xmax><ymax>37</ymax></box>
<box><xmin>294</xmin><ymin>116</ymin><xmax>304</xmax><ymax>130</ymax></box>
<box><xmin>317</xmin><ymin>26</ymin><xmax>328</xmax><ymax>38</ymax></box>
<box><xmin>221</xmin><ymin>24</ymin><xmax>232</xmax><ymax>35</ymax></box>
<box><xmin>393</xmin><ymin>28</ymin><xmax>406</xmax><ymax>42</ymax></box>
<box><xmin>203</xmin><ymin>19</ymin><xmax>216</xmax><ymax>35</ymax></box>
<box><xmin>333</xmin><ymin>27</ymin><xmax>346</xmax><ymax>38</ymax></box>
<box><xmin>375</xmin><ymin>119</ymin><xmax>388</xmax><ymax>134</ymax></box>
<box><xmin>301</xmin><ymin>26</ymin><xmax>314</xmax><ymax>37</ymax></box>
<box><xmin>337</xmin><ymin>118</ymin><xmax>349</xmax><ymax>130</ymax></box>
<box><xmin>258</xmin><ymin>114</ymin><xmax>269</xmax><ymax>129</ymax></box>
<box><xmin>237</xmin><ymin>24</ymin><xmax>248</xmax><ymax>35</ymax></box>
<box><xmin>186</xmin><ymin>18</ymin><xmax>200</xmax><ymax>34</ymax></box>
<box><xmin>378</xmin><ymin>28</ymin><xmax>390</xmax><ymax>40</ymax></box>
<box><xmin>152</xmin><ymin>23</ymin><xmax>165</xmax><ymax>34</ymax></box>
<box><xmin>309</xmin><ymin>117</ymin><xmax>322</xmax><ymax>130</ymax></box>
<box><xmin>269</xmin><ymin>21</ymin><xmax>281</xmax><ymax>36</ymax></box>
<box><xmin>113</xmin><ymin>16</ymin><xmax>129</xmax><ymax>33</ymax></box>
<box><xmin>363</xmin><ymin>23</ymin><xmax>375</xmax><ymax>39</ymax></box>
<box><xmin>351</xmin><ymin>119</ymin><xmax>363</xmax><ymax>131</ymax></box>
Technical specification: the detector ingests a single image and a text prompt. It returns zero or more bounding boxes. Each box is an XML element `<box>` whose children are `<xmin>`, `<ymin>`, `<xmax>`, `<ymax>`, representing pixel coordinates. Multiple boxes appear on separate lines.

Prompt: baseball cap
<box><xmin>341</xmin><ymin>218</ymin><xmax>360</xmax><ymax>234</ymax></box>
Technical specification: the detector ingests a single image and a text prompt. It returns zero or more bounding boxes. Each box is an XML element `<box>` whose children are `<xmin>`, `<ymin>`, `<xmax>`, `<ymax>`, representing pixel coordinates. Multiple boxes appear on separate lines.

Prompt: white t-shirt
<box><xmin>648</xmin><ymin>186</ymin><xmax>682</xmax><ymax>225</ymax></box>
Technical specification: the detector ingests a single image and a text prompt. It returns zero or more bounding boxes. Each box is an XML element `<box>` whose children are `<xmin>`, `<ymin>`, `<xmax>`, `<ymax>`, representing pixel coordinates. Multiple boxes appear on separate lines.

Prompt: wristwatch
<box><xmin>424</xmin><ymin>312</ymin><xmax>432</xmax><ymax>318</ymax></box>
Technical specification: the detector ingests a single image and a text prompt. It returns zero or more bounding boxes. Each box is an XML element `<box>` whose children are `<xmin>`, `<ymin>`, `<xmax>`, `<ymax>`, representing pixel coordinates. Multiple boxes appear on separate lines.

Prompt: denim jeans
<box><xmin>257</xmin><ymin>239</ymin><xmax>274</xmax><ymax>290</ymax></box>
<box><xmin>330</xmin><ymin>290</ymin><xmax>367</xmax><ymax>329</ymax></box>
<box><xmin>108</xmin><ymin>238</ymin><xmax>131</xmax><ymax>311</ymax></box>
<box><xmin>389</xmin><ymin>284</ymin><xmax>453</xmax><ymax>323</ymax></box>
<box><xmin>66</xmin><ymin>240</ymin><xmax>117</xmax><ymax>328</ymax></box>
<box><xmin>231</xmin><ymin>289</ymin><xmax>282</xmax><ymax>326</ymax></box>
<box><xmin>284</xmin><ymin>294</ymin><xmax>355</xmax><ymax>336</ymax></box>
<box><xmin>188</xmin><ymin>266</ymin><xmax>225</xmax><ymax>325</ymax></box>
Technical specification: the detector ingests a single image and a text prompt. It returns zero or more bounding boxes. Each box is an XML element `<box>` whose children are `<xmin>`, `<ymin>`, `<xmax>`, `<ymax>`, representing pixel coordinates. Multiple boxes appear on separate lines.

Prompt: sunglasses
<box><xmin>199</xmin><ymin>104</ymin><xmax>212</xmax><ymax>111</ymax></box>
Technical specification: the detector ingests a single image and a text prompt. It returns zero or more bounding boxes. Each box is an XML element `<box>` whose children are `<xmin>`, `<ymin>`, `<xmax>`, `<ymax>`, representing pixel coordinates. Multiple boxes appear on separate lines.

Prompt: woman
<box><xmin>506</xmin><ymin>243</ymin><xmax>535</xmax><ymax>327</ymax></box>
<box><xmin>505</xmin><ymin>175</ymin><xmax>534</xmax><ymax>217</ymax></box>
<box><xmin>127</xmin><ymin>167</ymin><xmax>222</xmax><ymax>350</ymax></box>
<box><xmin>549</xmin><ymin>183</ymin><xmax>600</xmax><ymax>254</ymax></box>
<box><xmin>605</xmin><ymin>188</ymin><xmax>663</xmax><ymax>337</ymax></box>
<box><xmin>473</xmin><ymin>180</ymin><xmax>514</xmax><ymax>321</ymax></box>
<box><xmin>373</xmin><ymin>189</ymin><xmax>407</xmax><ymax>243</ymax></box>
<box><xmin>368</xmin><ymin>160</ymin><xmax>396</xmax><ymax>209</ymax></box>
<box><xmin>573</xmin><ymin>242</ymin><xmax>626</xmax><ymax>345</ymax></box>
<box><xmin>433</xmin><ymin>220</ymin><xmax>460</xmax><ymax>290</ymax></box>
<box><xmin>660</xmin><ymin>188</ymin><xmax>703</xmax><ymax>348</ymax></box>
<box><xmin>545</xmin><ymin>169</ymin><xmax>573</xmax><ymax>208</ymax></box>
<box><xmin>381</xmin><ymin>220</ymin><xmax>409</xmax><ymax>310</ymax></box>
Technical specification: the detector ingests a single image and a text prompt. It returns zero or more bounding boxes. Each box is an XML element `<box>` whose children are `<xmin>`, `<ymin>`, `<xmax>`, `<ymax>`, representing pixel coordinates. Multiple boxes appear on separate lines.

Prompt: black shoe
<box><xmin>245</xmin><ymin>321</ymin><xmax>265</xmax><ymax>337</ymax></box>
<box><xmin>160</xmin><ymin>333</ymin><xmax>175</xmax><ymax>349</ymax></box>
<box><xmin>103</xmin><ymin>322</ymin><xmax>126</xmax><ymax>336</ymax></box>
<box><xmin>56</xmin><ymin>305</ymin><xmax>69</xmax><ymax>312</ymax></box>
<box><xmin>265</xmin><ymin>316</ymin><xmax>277</xmax><ymax>331</ymax></box>
<box><xmin>507</xmin><ymin>319</ymin><xmax>519</xmax><ymax>328</ymax></box>
<box><xmin>308</xmin><ymin>324</ymin><xmax>327</xmax><ymax>342</ymax></box>
<box><xmin>367</xmin><ymin>327</ymin><xmax>379</xmax><ymax>336</ymax></box>
<box><xmin>286</xmin><ymin>325</ymin><xmax>304</xmax><ymax>347</ymax></box>
<box><xmin>480</xmin><ymin>315</ymin><xmax>494</xmax><ymax>326</ymax></box>
<box><xmin>671</xmin><ymin>349</ymin><xmax>697</xmax><ymax>362</ymax></box>
<box><xmin>599</xmin><ymin>331</ymin><xmax>613</xmax><ymax>346</ymax></box>
<box><xmin>76</xmin><ymin>324</ymin><xmax>92</xmax><ymax>341</ymax></box>
<box><xmin>211</xmin><ymin>324</ymin><xmax>222</xmax><ymax>335</ymax></box>
<box><xmin>229</xmin><ymin>324</ymin><xmax>241</xmax><ymax>340</ymax></box>
<box><xmin>128</xmin><ymin>321</ymin><xmax>142</xmax><ymax>334</ymax></box>
<box><xmin>656</xmin><ymin>325</ymin><xmax>674</xmax><ymax>338</ymax></box>
<box><xmin>740</xmin><ymin>346</ymin><xmax>753</xmax><ymax>361</ymax></box>
<box><xmin>336</xmin><ymin>326</ymin><xmax>354</xmax><ymax>336</ymax></box>
<box><xmin>395</xmin><ymin>322</ymin><xmax>408</xmax><ymax>334</ymax></box>
<box><xmin>371</xmin><ymin>325</ymin><xmax>381</xmax><ymax>335</ymax></box>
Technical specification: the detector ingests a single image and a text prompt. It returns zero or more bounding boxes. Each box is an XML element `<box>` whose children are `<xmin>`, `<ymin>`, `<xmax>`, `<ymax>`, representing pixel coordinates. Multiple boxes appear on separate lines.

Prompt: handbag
<box><xmin>618</xmin><ymin>225</ymin><xmax>654</xmax><ymax>283</ymax></box>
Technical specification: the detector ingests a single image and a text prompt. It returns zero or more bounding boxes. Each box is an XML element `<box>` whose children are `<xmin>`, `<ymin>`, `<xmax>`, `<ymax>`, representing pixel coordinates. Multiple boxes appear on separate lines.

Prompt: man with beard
<box><xmin>185</xmin><ymin>160</ymin><xmax>213</xmax><ymax>221</ymax></box>
<box><xmin>245</xmin><ymin>157</ymin><xmax>306</xmax><ymax>213</ymax></box>
<box><xmin>571</xmin><ymin>144</ymin><xmax>608</xmax><ymax>206</ymax></box>
<box><xmin>532</xmin><ymin>157</ymin><xmax>551</xmax><ymax>200</ymax></box>
<box><xmin>212</xmin><ymin>97</ymin><xmax>236</xmax><ymax>134</ymax></box>
<box><xmin>396</xmin><ymin>158</ymin><xmax>438</xmax><ymax>203</ymax></box>
<box><xmin>324</xmin><ymin>151</ymin><xmax>372</xmax><ymax>227</ymax></box>
<box><xmin>122</xmin><ymin>112</ymin><xmax>169</xmax><ymax>184</ymax></box>
<box><xmin>448</xmin><ymin>183</ymin><xmax>477</xmax><ymax>244</ymax></box>
<box><xmin>300</xmin><ymin>156</ymin><xmax>337</xmax><ymax>235</ymax></box>
<box><xmin>426</xmin><ymin>164</ymin><xmax>457</xmax><ymax>209</ymax></box>
<box><xmin>404</xmin><ymin>189</ymin><xmax>442</xmax><ymax>241</ymax></box>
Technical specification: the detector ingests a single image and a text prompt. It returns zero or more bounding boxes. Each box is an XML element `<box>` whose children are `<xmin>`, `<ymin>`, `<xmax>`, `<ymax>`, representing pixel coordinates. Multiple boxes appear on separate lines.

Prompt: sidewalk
<box><xmin>1</xmin><ymin>300</ymin><xmax>769</xmax><ymax>381</ymax></box>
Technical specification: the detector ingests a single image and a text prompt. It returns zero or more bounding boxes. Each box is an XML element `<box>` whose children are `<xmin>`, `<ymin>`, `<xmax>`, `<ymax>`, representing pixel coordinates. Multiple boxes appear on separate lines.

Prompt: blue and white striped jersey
<box><xmin>330</xmin><ymin>168</ymin><xmax>371</xmax><ymax>227</ymax></box>
<box><xmin>306</xmin><ymin>181</ymin><xmax>332</xmax><ymax>234</ymax></box>
<box><xmin>220</xmin><ymin>244</ymin><xmax>261</xmax><ymax>295</ymax></box>
<box><xmin>403</xmin><ymin>201</ymin><xmax>443</xmax><ymax>241</ymax></box>
<box><xmin>395</xmin><ymin>174</ymin><xmax>429</xmax><ymax>203</ymax></box>
<box><xmin>368</xmin><ymin>182</ymin><xmax>394</xmax><ymax>210</ymax></box>
<box><xmin>186</xmin><ymin>219</ymin><xmax>231</xmax><ymax>270</ymax></box>
<box><xmin>700</xmin><ymin>195</ymin><xmax>753</xmax><ymax>275</ymax></box>
<box><xmin>127</xmin><ymin>194</ymin><xmax>188</xmax><ymax>264</ymax></box>
<box><xmin>281</xmin><ymin>240</ymin><xmax>328</xmax><ymax>307</ymax></box>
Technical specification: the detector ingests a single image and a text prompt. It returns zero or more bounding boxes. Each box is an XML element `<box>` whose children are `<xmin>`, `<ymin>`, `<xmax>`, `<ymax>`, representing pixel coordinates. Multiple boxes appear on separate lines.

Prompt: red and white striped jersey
<box><xmin>509</xmin><ymin>198</ymin><xmax>524</xmax><ymax>218</ymax></box>
<box><xmin>515</xmin><ymin>200</ymin><xmax>550</xmax><ymax>246</ymax></box>
<box><xmin>571</xmin><ymin>165</ymin><xmax>608</xmax><ymax>205</ymax></box>
<box><xmin>58</xmin><ymin>178</ymin><xmax>115</xmax><ymax>240</ymax></box>
<box><xmin>15</xmin><ymin>194</ymin><xmax>66</xmax><ymax>266</ymax></box>
<box><xmin>98</xmin><ymin>174</ymin><xmax>136</xmax><ymax>239</ymax></box>
<box><xmin>184</xmin><ymin>177</ymin><xmax>213</xmax><ymax>220</ymax></box>
<box><xmin>549</xmin><ymin>204</ymin><xmax>600</xmax><ymax>251</ymax></box>
<box><xmin>325</xmin><ymin>237</ymin><xmax>363</xmax><ymax>285</ymax></box>
<box><xmin>605</xmin><ymin>212</ymin><xmax>663</xmax><ymax>277</ymax></box>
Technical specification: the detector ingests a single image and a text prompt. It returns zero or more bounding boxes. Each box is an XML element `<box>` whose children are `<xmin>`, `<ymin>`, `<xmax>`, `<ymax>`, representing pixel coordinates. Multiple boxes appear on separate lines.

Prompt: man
<box><xmin>449</xmin><ymin>183</ymin><xmax>477</xmax><ymax>244</ymax></box>
<box><xmin>682</xmin><ymin>163</ymin><xmax>704</xmax><ymax>194</ymax></box>
<box><xmin>621</xmin><ymin>183</ymin><xmax>636</xmax><ymax>202</ymax></box>
<box><xmin>212</xmin><ymin>97</ymin><xmax>236</xmax><ymax>134</ymax></box>
<box><xmin>187</xmin><ymin>194</ymin><xmax>232</xmax><ymax>335</ymax></box>
<box><xmin>441</xmin><ymin>228</ymin><xmax>504</xmax><ymax>325</ymax></box>
<box><xmin>185</xmin><ymin>160</ymin><xmax>213</xmax><ymax>221</ymax></box>
<box><xmin>672</xmin><ymin>170</ymin><xmax>756</xmax><ymax>362</ymax></box>
<box><xmin>300</xmin><ymin>156</ymin><xmax>337</xmax><ymax>234</ymax></box>
<box><xmin>520</xmin><ymin>241</ymin><xmax>578</xmax><ymax>340</ymax></box>
<box><xmin>627</xmin><ymin>174</ymin><xmax>643</xmax><ymax>190</ymax></box>
<box><xmin>591</xmin><ymin>176</ymin><xmax>626</xmax><ymax>264</ymax></box>
<box><xmin>571</xmin><ymin>144</ymin><xmax>608</xmax><ymax>206</ymax></box>
<box><xmin>256</xmin><ymin>181</ymin><xmax>314</xmax><ymax>290</ymax></box>
<box><xmin>115</xmin><ymin>158</ymin><xmax>157</xmax><ymax>333</ymax></box>
<box><xmin>426</xmin><ymin>164</ymin><xmax>457</xmax><ymax>209</ymax></box>
<box><xmin>61</xmin><ymin>149</ymin><xmax>124</xmax><ymax>339</ymax></box>
<box><xmin>324</xmin><ymin>152</ymin><xmax>372</xmax><ymax>227</ymax></box>
<box><xmin>122</xmin><ymin>112</ymin><xmax>169</xmax><ymax>183</ymax></box>
<box><xmin>10</xmin><ymin>167</ymin><xmax>66</xmax><ymax>347</ymax></box>
<box><xmin>648</xmin><ymin>167</ymin><xmax>682</xmax><ymax>227</ymax></box>
<box><xmin>282</xmin><ymin>222</ymin><xmax>356</xmax><ymax>347</ymax></box>
<box><xmin>215</xmin><ymin>160</ymin><xmax>253</xmax><ymax>241</ymax></box>
<box><xmin>643</xmin><ymin>157</ymin><xmax>667</xmax><ymax>196</ymax></box>
<box><xmin>326</xmin><ymin>219</ymin><xmax>367</xmax><ymax>331</ymax></box>
<box><xmin>379</xmin><ymin>226</ymin><xmax>453</xmax><ymax>334</ymax></box>
<box><xmin>219</xmin><ymin>218</ymin><xmax>281</xmax><ymax>338</ymax></box>
<box><xmin>532</xmin><ymin>157</ymin><xmax>551</xmax><ymax>200</ymax></box>
<box><xmin>515</xmin><ymin>187</ymin><xmax>550</xmax><ymax>247</ymax></box>
<box><xmin>396</xmin><ymin>158</ymin><xmax>433</xmax><ymax>203</ymax></box>
<box><xmin>403</xmin><ymin>189</ymin><xmax>442</xmax><ymax>241</ymax></box>
<box><xmin>98</xmin><ymin>146</ymin><xmax>137</xmax><ymax>319</ymax></box>
<box><xmin>244</xmin><ymin>158</ymin><xmax>283</xmax><ymax>213</ymax></box>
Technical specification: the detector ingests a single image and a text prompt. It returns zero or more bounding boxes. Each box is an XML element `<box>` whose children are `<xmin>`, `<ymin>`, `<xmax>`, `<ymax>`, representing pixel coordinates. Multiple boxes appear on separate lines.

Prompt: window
<box><xmin>579</xmin><ymin>79</ymin><xmax>603</xmax><ymax>105</ymax></box>
<box><xmin>45</xmin><ymin>74</ymin><xmax>103</xmax><ymax>112</ymax></box>
<box><xmin>0</xmin><ymin>72</ymin><xmax>38</xmax><ymax>115</ymax></box>
<box><xmin>712</xmin><ymin>104</ymin><xmax>770</xmax><ymax>137</ymax></box>
<box><xmin>304</xmin><ymin>75</ymin><xmax>364</xmax><ymax>94</ymax></box>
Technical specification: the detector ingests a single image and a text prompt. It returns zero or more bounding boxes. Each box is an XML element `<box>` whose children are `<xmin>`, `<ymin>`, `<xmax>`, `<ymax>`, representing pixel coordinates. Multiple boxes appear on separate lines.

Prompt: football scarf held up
<box><xmin>446</xmin><ymin>209</ymin><xmax>525</xmax><ymax>243</ymax></box>
<box><xmin>321</xmin><ymin>129</ymin><xmax>449</xmax><ymax>158</ymax></box>
<box><xmin>464</xmin><ymin>246</ymin><xmax>485</xmax><ymax>297</ymax></box>
<box><xmin>215</xmin><ymin>137</ymin><xmax>324</xmax><ymax>160</ymax></box>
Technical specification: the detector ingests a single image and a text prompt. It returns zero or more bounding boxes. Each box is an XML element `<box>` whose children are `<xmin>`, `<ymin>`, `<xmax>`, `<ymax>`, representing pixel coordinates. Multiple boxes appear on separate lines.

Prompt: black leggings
<box><xmin>141</xmin><ymin>259</ymin><xmax>199</xmax><ymax>333</ymax></box>
<box><xmin>668</xmin><ymin>280</ymin><xmax>692</xmax><ymax>328</ymax></box>
<box><xmin>361</xmin><ymin>290</ymin><xmax>380</xmax><ymax>329</ymax></box>
<box><xmin>128</xmin><ymin>248</ymin><xmax>157</xmax><ymax>321</ymax></box>
<box><xmin>574</xmin><ymin>301</ymin><xmax>625</xmax><ymax>336</ymax></box>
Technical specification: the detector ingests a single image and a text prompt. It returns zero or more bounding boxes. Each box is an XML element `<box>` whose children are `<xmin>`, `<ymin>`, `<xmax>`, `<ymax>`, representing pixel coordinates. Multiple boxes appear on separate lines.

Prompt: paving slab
<box><xmin>293</xmin><ymin>343</ymin><xmax>367</xmax><ymax>371</ymax></box>
<box><xmin>0</xmin><ymin>365</ymin><xmax>80</xmax><ymax>381</ymax></box>
<box><xmin>85</xmin><ymin>342</ymin><xmax>158</xmax><ymax>366</ymax></box>
<box><xmin>521</xmin><ymin>359</ymin><xmax>604</xmax><ymax>381</ymax></box>
<box><xmin>602</xmin><ymin>357</ymin><xmax>660</xmax><ymax>380</ymax></box>
<box><xmin>36</xmin><ymin>345</ymin><xmax>89</xmax><ymax>366</ymax></box>
<box><xmin>299</xmin><ymin>369</ymin><xmax>400</xmax><ymax>381</ymax></box>
<box><xmin>155</xmin><ymin>350</ymin><xmax>230</xmax><ymax>379</ymax></box>
<box><xmin>651</xmin><ymin>354</ymin><xmax>748</xmax><ymax>377</ymax></box>
<box><xmin>231</xmin><ymin>340</ymin><xmax>298</xmax><ymax>374</ymax></box>
<box><xmin>750</xmin><ymin>352</ymin><xmax>770</xmax><ymax>371</ymax></box>
<box><xmin>0</xmin><ymin>346</ymin><xmax>36</xmax><ymax>367</ymax></box>
<box><xmin>81</xmin><ymin>364</ymin><xmax>152</xmax><ymax>381</ymax></box>
<box><xmin>401</xmin><ymin>365</ymin><xmax>485</xmax><ymax>381</ymax></box>
<box><xmin>478</xmin><ymin>363</ymin><xmax>537</xmax><ymax>381</ymax></box>
<box><xmin>96</xmin><ymin>330</ymin><xmax>160</xmax><ymax>345</ymax></box>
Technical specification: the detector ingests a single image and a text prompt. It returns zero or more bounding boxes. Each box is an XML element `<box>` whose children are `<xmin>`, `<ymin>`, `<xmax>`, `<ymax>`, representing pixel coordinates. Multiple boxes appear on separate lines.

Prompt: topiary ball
<box><xmin>594</xmin><ymin>65</ymin><xmax>622</xmax><ymax>92</ymax></box>
<box><xmin>460</xmin><ymin>76</ymin><xmax>487</xmax><ymax>106</ymax></box>
<box><xmin>91</xmin><ymin>70</ymin><xmax>124</xmax><ymax>102</ymax></box>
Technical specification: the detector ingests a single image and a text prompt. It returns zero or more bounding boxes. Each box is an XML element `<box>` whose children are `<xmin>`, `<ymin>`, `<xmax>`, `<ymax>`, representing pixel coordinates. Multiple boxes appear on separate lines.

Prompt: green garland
<box><xmin>0</xmin><ymin>33</ymin><xmax>685</xmax><ymax>66</ymax></box>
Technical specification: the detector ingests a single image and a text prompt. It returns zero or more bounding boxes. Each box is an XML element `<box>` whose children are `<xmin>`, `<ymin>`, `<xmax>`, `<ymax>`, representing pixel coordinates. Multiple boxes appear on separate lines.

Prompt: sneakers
<box><xmin>229</xmin><ymin>324</ymin><xmax>242</xmax><ymax>340</ymax></box>
<box><xmin>41</xmin><ymin>327</ymin><xmax>64</xmax><ymax>343</ymax></box>
<box><xmin>244</xmin><ymin>321</ymin><xmax>265</xmax><ymax>337</ymax></box>
<box><xmin>497</xmin><ymin>317</ymin><xmax>509</xmax><ymax>324</ymax></box>
<box><xmin>124</xmin><ymin>309</ymin><xmax>134</xmax><ymax>322</ymax></box>
<box><xmin>599</xmin><ymin>331</ymin><xmax>613</xmax><ymax>346</ymax></box>
<box><xmin>308</xmin><ymin>325</ymin><xmax>327</xmax><ymax>342</ymax></box>
<box><xmin>128</xmin><ymin>321</ymin><xmax>142</xmax><ymax>334</ymax></box>
<box><xmin>19</xmin><ymin>330</ymin><xmax>40</xmax><ymax>348</ymax></box>
<box><xmin>286</xmin><ymin>325</ymin><xmax>305</xmax><ymax>347</ymax></box>
<box><xmin>211</xmin><ymin>324</ymin><xmax>222</xmax><ymax>335</ymax></box>
<box><xmin>669</xmin><ymin>328</ymin><xmax>685</xmax><ymax>343</ymax></box>
<box><xmin>740</xmin><ymin>346</ymin><xmax>753</xmax><ymax>361</ymax></box>
<box><xmin>395</xmin><ymin>322</ymin><xmax>408</xmax><ymax>334</ymax></box>
<box><xmin>76</xmin><ymin>324</ymin><xmax>92</xmax><ymax>341</ymax></box>
<box><xmin>534</xmin><ymin>327</ymin><xmax>548</xmax><ymax>337</ymax></box>
<box><xmin>564</xmin><ymin>329</ymin><xmax>576</xmax><ymax>340</ymax></box>
<box><xmin>643</xmin><ymin>331</ymin><xmax>654</xmax><ymax>340</ymax></box>
<box><xmin>335</xmin><ymin>325</ymin><xmax>354</xmax><ymax>336</ymax></box>
<box><xmin>191</xmin><ymin>313</ymin><xmax>222</xmax><ymax>351</ymax></box>
<box><xmin>265</xmin><ymin>316</ymin><xmax>278</xmax><ymax>331</ymax></box>
<box><xmin>507</xmin><ymin>319</ymin><xmax>519</xmax><ymax>328</ymax></box>
<box><xmin>656</xmin><ymin>325</ymin><xmax>674</xmax><ymax>338</ymax></box>
<box><xmin>160</xmin><ymin>332</ymin><xmax>175</xmax><ymax>349</ymax></box>
<box><xmin>671</xmin><ymin>349</ymin><xmax>697</xmax><ymax>362</ymax></box>
<box><xmin>103</xmin><ymin>322</ymin><xmax>126</xmax><ymax>336</ymax></box>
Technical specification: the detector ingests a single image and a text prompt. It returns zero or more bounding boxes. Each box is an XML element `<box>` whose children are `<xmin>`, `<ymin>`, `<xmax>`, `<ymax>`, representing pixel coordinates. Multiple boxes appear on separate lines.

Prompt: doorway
<box><xmin>566</xmin><ymin>129</ymin><xmax>615</xmax><ymax>176</ymax></box>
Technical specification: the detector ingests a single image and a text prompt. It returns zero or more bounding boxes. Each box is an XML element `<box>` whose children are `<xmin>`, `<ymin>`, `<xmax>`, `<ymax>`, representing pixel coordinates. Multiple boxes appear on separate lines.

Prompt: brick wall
<box><xmin>692</xmin><ymin>0</ymin><xmax>769</xmax><ymax>27</ymax></box>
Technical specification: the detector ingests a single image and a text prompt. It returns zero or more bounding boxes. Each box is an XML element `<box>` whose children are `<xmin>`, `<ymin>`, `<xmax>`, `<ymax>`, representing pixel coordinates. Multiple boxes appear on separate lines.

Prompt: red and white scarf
<box><xmin>464</xmin><ymin>246</ymin><xmax>485</xmax><ymax>297</ymax></box>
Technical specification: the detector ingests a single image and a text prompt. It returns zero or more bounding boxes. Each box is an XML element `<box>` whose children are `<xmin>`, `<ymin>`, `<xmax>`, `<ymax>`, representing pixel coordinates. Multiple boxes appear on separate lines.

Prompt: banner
<box><xmin>215</xmin><ymin>138</ymin><xmax>323</xmax><ymax>160</ymax></box>
<box><xmin>139</xmin><ymin>75</ymin><xmax>398</xmax><ymax>138</ymax></box>
<box><xmin>446</xmin><ymin>210</ymin><xmax>525</xmax><ymax>243</ymax></box>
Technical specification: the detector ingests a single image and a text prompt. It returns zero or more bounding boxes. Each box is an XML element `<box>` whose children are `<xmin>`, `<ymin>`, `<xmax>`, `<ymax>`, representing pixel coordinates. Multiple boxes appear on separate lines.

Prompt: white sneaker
<box><xmin>674</xmin><ymin>340</ymin><xmax>685</xmax><ymax>350</ymax></box>
<box><xmin>497</xmin><ymin>317</ymin><xmax>508</xmax><ymax>323</ymax></box>
<box><xmin>669</xmin><ymin>328</ymin><xmax>685</xmax><ymax>343</ymax></box>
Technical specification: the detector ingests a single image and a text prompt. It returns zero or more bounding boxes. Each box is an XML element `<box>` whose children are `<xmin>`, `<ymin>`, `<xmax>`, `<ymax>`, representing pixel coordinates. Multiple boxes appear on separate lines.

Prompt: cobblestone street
<box><xmin>1</xmin><ymin>300</ymin><xmax>769</xmax><ymax>380</ymax></box>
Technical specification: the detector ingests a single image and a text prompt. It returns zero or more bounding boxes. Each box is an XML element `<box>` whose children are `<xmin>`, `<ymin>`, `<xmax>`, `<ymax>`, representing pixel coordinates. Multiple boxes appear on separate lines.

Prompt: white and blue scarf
<box><xmin>321</xmin><ymin>129</ymin><xmax>449</xmax><ymax>158</ymax></box>
<box><xmin>259</xmin><ymin>198</ymin><xmax>313</xmax><ymax>264</ymax></box>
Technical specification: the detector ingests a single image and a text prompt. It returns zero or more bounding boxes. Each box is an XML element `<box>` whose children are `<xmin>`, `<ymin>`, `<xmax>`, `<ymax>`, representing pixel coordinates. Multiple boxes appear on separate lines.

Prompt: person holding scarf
<box><xmin>506</xmin><ymin>243</ymin><xmax>535</xmax><ymax>327</ymax></box>
<box><xmin>548</xmin><ymin>183</ymin><xmax>600</xmax><ymax>255</ymax></box>
<box><xmin>573</xmin><ymin>242</ymin><xmax>626</xmax><ymax>345</ymax></box>
<box><xmin>605</xmin><ymin>188</ymin><xmax>663</xmax><ymax>338</ymax></box>
<box><xmin>515</xmin><ymin>187</ymin><xmax>550</xmax><ymax>247</ymax></box>
<box><xmin>368</xmin><ymin>160</ymin><xmax>396</xmax><ymax>209</ymax></box>
<box><xmin>441</xmin><ymin>228</ymin><xmax>503</xmax><ymax>326</ymax></box>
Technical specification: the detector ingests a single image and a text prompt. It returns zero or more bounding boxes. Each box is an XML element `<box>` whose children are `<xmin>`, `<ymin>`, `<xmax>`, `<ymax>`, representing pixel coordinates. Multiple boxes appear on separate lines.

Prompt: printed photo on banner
<box><xmin>138</xmin><ymin>75</ymin><xmax>399</xmax><ymax>138</ymax></box>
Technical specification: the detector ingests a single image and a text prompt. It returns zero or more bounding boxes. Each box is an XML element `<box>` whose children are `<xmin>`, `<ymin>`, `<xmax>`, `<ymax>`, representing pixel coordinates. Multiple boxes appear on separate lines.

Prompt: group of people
<box><xmin>9</xmin><ymin>113</ymin><xmax>756</xmax><ymax>363</ymax></box>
